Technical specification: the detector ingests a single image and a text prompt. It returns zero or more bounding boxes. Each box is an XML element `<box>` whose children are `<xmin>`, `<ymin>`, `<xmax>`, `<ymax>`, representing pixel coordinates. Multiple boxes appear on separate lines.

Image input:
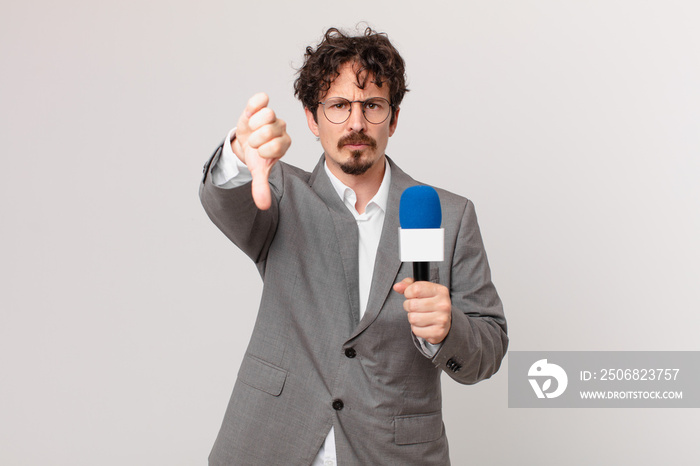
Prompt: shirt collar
<box><xmin>323</xmin><ymin>157</ymin><xmax>392</xmax><ymax>215</ymax></box>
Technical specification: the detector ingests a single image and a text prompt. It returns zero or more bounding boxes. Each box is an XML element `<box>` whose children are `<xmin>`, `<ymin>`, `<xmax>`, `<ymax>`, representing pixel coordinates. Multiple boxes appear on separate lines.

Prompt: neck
<box><xmin>326</xmin><ymin>155</ymin><xmax>386</xmax><ymax>214</ymax></box>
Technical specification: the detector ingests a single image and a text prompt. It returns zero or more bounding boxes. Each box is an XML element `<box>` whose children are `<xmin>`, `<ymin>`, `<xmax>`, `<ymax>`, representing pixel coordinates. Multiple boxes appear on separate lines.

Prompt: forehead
<box><xmin>324</xmin><ymin>61</ymin><xmax>390</xmax><ymax>100</ymax></box>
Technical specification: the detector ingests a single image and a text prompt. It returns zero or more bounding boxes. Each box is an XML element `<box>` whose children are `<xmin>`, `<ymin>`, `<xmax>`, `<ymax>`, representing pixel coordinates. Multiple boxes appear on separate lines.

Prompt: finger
<box><xmin>403</xmin><ymin>297</ymin><xmax>427</xmax><ymax>313</ymax></box>
<box><xmin>248</xmin><ymin>107</ymin><xmax>277</xmax><ymax>132</ymax></box>
<box><xmin>248</xmin><ymin>119</ymin><xmax>287</xmax><ymax>150</ymax></box>
<box><xmin>393</xmin><ymin>277</ymin><xmax>414</xmax><ymax>294</ymax></box>
<box><xmin>244</xmin><ymin>92</ymin><xmax>269</xmax><ymax>119</ymax></box>
<box><xmin>257</xmin><ymin>133</ymin><xmax>291</xmax><ymax>160</ymax></box>
<box><xmin>407</xmin><ymin>309</ymin><xmax>451</xmax><ymax>328</ymax></box>
<box><xmin>407</xmin><ymin>312</ymin><xmax>433</xmax><ymax>328</ymax></box>
<box><xmin>238</xmin><ymin>93</ymin><xmax>270</xmax><ymax>135</ymax></box>
<box><xmin>403</xmin><ymin>294</ymin><xmax>448</xmax><ymax>314</ymax></box>
<box><xmin>403</xmin><ymin>281</ymin><xmax>440</xmax><ymax>300</ymax></box>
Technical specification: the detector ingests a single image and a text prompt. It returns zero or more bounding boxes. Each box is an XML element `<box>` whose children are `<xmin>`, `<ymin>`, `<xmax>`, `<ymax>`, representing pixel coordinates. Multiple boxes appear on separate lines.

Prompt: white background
<box><xmin>2</xmin><ymin>1</ymin><xmax>698</xmax><ymax>464</ymax></box>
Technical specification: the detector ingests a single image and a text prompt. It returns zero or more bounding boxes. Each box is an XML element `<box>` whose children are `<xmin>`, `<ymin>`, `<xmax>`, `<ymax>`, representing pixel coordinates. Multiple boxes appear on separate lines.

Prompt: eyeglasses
<box><xmin>318</xmin><ymin>97</ymin><xmax>393</xmax><ymax>124</ymax></box>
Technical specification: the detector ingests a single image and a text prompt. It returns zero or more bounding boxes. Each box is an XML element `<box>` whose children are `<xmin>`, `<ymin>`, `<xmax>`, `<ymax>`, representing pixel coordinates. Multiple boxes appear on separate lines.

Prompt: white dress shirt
<box><xmin>212</xmin><ymin>129</ymin><xmax>439</xmax><ymax>465</ymax></box>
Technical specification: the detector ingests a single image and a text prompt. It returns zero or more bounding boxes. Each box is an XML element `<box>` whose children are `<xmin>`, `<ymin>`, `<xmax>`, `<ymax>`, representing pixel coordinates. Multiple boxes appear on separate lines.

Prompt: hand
<box><xmin>231</xmin><ymin>92</ymin><xmax>292</xmax><ymax>210</ymax></box>
<box><xmin>393</xmin><ymin>277</ymin><xmax>452</xmax><ymax>345</ymax></box>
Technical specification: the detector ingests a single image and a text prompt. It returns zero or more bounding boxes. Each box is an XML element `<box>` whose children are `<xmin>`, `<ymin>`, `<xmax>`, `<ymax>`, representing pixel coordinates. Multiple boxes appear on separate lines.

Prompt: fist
<box><xmin>393</xmin><ymin>277</ymin><xmax>452</xmax><ymax>344</ymax></box>
<box><xmin>231</xmin><ymin>92</ymin><xmax>291</xmax><ymax>210</ymax></box>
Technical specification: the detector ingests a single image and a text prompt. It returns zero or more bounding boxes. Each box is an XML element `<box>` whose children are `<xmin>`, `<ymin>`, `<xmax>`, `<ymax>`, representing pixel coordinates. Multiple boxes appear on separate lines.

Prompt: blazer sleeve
<box><xmin>430</xmin><ymin>199</ymin><xmax>508</xmax><ymax>384</ymax></box>
<box><xmin>199</xmin><ymin>142</ymin><xmax>282</xmax><ymax>266</ymax></box>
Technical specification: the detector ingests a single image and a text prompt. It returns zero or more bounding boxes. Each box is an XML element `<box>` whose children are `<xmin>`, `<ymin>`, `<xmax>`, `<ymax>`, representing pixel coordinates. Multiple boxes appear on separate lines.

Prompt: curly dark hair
<box><xmin>294</xmin><ymin>26</ymin><xmax>408</xmax><ymax>124</ymax></box>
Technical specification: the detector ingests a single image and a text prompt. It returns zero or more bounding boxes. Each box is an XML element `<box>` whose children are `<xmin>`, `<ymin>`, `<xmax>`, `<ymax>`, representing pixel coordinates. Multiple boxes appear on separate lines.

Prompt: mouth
<box><xmin>344</xmin><ymin>143</ymin><xmax>369</xmax><ymax>150</ymax></box>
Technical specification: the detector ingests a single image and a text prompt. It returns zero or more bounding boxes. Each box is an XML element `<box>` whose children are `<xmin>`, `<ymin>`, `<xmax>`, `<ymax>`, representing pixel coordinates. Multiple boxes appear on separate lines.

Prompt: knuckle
<box><xmin>257</xmin><ymin>144</ymin><xmax>270</xmax><ymax>158</ymax></box>
<box><xmin>247</xmin><ymin>134</ymin><xmax>259</xmax><ymax>149</ymax></box>
<box><xmin>258</xmin><ymin>125</ymin><xmax>273</xmax><ymax>141</ymax></box>
<box><xmin>405</xmin><ymin>285</ymin><xmax>418</xmax><ymax>299</ymax></box>
<box><xmin>269</xmin><ymin>138</ymin><xmax>282</xmax><ymax>152</ymax></box>
<box><xmin>258</xmin><ymin>107</ymin><xmax>275</xmax><ymax>123</ymax></box>
<box><xmin>250</xmin><ymin>109</ymin><xmax>272</xmax><ymax>129</ymax></box>
<box><xmin>250</xmin><ymin>128</ymin><xmax>267</xmax><ymax>146</ymax></box>
<box><xmin>263</xmin><ymin>139</ymin><xmax>282</xmax><ymax>157</ymax></box>
<box><xmin>238</xmin><ymin>113</ymin><xmax>250</xmax><ymax>130</ymax></box>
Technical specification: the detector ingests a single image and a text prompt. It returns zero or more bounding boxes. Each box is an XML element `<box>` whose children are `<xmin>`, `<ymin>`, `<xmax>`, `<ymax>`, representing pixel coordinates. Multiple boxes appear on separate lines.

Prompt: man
<box><xmin>200</xmin><ymin>27</ymin><xmax>507</xmax><ymax>465</ymax></box>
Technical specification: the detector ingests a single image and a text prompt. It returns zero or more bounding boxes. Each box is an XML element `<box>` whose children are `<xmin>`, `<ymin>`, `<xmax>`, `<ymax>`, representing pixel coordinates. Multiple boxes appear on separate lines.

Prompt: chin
<box><xmin>340</xmin><ymin>150</ymin><xmax>375</xmax><ymax>176</ymax></box>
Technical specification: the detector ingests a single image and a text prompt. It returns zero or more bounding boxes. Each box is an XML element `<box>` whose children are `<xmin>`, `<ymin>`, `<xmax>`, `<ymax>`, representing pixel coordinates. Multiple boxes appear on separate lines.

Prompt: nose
<box><xmin>347</xmin><ymin>101</ymin><xmax>367</xmax><ymax>132</ymax></box>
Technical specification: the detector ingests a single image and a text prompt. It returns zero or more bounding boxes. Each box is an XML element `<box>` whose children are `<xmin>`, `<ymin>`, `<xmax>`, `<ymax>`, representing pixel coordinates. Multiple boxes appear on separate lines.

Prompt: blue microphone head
<box><xmin>399</xmin><ymin>185</ymin><xmax>442</xmax><ymax>229</ymax></box>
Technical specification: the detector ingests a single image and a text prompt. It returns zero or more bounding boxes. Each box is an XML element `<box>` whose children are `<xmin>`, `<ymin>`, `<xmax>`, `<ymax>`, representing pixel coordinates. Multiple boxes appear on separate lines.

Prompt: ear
<box><xmin>305</xmin><ymin>107</ymin><xmax>320</xmax><ymax>137</ymax></box>
<box><xmin>389</xmin><ymin>107</ymin><xmax>400</xmax><ymax>136</ymax></box>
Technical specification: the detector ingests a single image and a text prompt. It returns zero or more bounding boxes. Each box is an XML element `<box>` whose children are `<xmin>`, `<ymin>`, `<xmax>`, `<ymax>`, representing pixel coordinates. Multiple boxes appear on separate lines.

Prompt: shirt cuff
<box><xmin>211</xmin><ymin>127</ymin><xmax>253</xmax><ymax>188</ymax></box>
<box><xmin>417</xmin><ymin>337</ymin><xmax>442</xmax><ymax>357</ymax></box>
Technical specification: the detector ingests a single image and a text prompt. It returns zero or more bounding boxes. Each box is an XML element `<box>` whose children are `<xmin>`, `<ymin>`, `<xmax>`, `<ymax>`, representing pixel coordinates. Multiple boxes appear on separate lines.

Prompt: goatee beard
<box><xmin>340</xmin><ymin>150</ymin><xmax>374</xmax><ymax>175</ymax></box>
<box><xmin>337</xmin><ymin>132</ymin><xmax>378</xmax><ymax>176</ymax></box>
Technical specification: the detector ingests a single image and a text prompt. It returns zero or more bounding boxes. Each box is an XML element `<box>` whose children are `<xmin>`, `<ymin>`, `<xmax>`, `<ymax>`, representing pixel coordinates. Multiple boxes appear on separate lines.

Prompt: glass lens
<box><xmin>321</xmin><ymin>97</ymin><xmax>392</xmax><ymax>124</ymax></box>
<box><xmin>363</xmin><ymin>98</ymin><xmax>390</xmax><ymax>124</ymax></box>
<box><xmin>323</xmin><ymin>98</ymin><xmax>351</xmax><ymax>124</ymax></box>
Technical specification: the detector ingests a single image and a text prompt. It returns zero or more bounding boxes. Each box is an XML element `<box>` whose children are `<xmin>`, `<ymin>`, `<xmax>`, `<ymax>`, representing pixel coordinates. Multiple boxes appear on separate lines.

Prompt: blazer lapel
<box><xmin>309</xmin><ymin>156</ymin><xmax>362</xmax><ymax>326</ymax></box>
<box><xmin>350</xmin><ymin>157</ymin><xmax>418</xmax><ymax>339</ymax></box>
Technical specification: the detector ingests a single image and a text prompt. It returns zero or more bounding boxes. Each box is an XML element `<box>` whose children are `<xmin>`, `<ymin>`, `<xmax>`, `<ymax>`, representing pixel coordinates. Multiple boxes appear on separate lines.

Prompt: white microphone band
<box><xmin>398</xmin><ymin>228</ymin><xmax>445</xmax><ymax>262</ymax></box>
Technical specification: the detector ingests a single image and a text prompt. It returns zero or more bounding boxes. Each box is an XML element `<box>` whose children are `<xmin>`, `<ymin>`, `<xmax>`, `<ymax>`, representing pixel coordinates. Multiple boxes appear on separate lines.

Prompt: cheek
<box><xmin>374</xmin><ymin>128</ymin><xmax>391</xmax><ymax>146</ymax></box>
<box><xmin>319</xmin><ymin>133</ymin><xmax>339</xmax><ymax>154</ymax></box>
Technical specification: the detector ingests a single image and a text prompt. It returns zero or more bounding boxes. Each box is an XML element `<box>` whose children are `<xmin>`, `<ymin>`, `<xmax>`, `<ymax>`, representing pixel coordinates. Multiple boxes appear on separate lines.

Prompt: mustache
<box><xmin>337</xmin><ymin>133</ymin><xmax>377</xmax><ymax>150</ymax></box>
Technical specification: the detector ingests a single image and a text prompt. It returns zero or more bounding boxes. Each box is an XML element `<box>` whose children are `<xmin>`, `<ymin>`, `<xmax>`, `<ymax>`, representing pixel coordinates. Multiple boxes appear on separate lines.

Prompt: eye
<box><xmin>326</xmin><ymin>99</ymin><xmax>349</xmax><ymax>110</ymax></box>
<box><xmin>364</xmin><ymin>99</ymin><xmax>386</xmax><ymax>110</ymax></box>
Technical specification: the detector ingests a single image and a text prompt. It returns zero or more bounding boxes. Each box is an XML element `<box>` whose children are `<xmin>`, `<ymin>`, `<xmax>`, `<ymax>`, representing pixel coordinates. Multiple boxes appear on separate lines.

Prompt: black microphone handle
<box><xmin>413</xmin><ymin>262</ymin><xmax>430</xmax><ymax>282</ymax></box>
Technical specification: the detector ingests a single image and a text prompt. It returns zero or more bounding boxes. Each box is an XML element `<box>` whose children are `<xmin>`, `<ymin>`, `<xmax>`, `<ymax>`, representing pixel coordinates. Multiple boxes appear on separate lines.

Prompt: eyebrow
<box><xmin>325</xmin><ymin>96</ymin><xmax>387</xmax><ymax>101</ymax></box>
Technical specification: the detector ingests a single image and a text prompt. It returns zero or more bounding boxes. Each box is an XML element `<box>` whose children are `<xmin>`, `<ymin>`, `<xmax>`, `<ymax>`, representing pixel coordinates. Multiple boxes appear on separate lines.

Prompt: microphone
<box><xmin>399</xmin><ymin>186</ymin><xmax>444</xmax><ymax>281</ymax></box>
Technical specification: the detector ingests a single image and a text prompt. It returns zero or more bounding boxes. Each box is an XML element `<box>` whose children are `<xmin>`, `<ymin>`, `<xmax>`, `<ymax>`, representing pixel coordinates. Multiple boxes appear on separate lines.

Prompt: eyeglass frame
<box><xmin>317</xmin><ymin>97</ymin><xmax>395</xmax><ymax>125</ymax></box>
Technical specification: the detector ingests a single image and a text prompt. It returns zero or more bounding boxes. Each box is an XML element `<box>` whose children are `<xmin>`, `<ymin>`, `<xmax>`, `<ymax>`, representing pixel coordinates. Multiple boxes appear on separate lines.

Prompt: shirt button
<box><xmin>324</xmin><ymin>460</ymin><xmax>335</xmax><ymax>466</ymax></box>
<box><xmin>332</xmin><ymin>399</ymin><xmax>344</xmax><ymax>410</ymax></box>
<box><xmin>344</xmin><ymin>348</ymin><xmax>357</xmax><ymax>358</ymax></box>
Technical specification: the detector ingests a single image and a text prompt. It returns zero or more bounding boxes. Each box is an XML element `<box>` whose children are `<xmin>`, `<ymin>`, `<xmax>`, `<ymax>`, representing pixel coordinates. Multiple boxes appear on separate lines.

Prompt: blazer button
<box><xmin>344</xmin><ymin>348</ymin><xmax>357</xmax><ymax>358</ymax></box>
<box><xmin>332</xmin><ymin>399</ymin><xmax>344</xmax><ymax>411</ymax></box>
<box><xmin>446</xmin><ymin>358</ymin><xmax>458</xmax><ymax>371</ymax></box>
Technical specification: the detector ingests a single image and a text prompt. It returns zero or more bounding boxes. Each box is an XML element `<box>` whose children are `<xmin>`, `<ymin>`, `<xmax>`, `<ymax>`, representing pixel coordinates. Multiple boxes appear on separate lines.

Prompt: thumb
<box><xmin>393</xmin><ymin>277</ymin><xmax>415</xmax><ymax>294</ymax></box>
<box><xmin>251</xmin><ymin>165</ymin><xmax>272</xmax><ymax>210</ymax></box>
<box><xmin>248</xmin><ymin>147</ymin><xmax>273</xmax><ymax>210</ymax></box>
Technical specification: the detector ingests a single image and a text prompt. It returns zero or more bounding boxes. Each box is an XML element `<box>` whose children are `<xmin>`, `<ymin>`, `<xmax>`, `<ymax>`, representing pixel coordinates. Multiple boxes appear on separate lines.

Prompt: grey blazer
<box><xmin>200</xmin><ymin>144</ymin><xmax>508</xmax><ymax>465</ymax></box>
